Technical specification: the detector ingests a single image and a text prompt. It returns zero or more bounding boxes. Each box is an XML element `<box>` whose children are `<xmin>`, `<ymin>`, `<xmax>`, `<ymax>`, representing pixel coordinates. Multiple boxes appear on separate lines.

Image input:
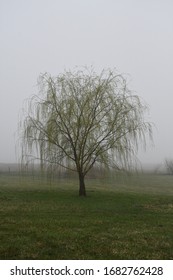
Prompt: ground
<box><xmin>0</xmin><ymin>172</ymin><xmax>173</xmax><ymax>259</ymax></box>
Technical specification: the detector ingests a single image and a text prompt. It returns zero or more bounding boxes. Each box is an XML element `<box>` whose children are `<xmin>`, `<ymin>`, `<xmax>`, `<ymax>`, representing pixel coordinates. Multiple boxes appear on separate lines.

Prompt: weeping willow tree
<box><xmin>19</xmin><ymin>68</ymin><xmax>152</xmax><ymax>196</ymax></box>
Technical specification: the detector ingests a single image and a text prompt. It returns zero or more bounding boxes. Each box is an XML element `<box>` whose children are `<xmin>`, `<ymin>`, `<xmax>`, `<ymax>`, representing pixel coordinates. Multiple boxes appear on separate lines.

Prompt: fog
<box><xmin>0</xmin><ymin>0</ymin><xmax>173</xmax><ymax>168</ymax></box>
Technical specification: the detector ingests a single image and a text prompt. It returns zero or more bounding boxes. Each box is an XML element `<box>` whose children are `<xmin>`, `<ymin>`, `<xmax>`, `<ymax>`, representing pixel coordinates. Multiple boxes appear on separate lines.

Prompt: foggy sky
<box><xmin>0</xmin><ymin>0</ymin><xmax>173</xmax><ymax>167</ymax></box>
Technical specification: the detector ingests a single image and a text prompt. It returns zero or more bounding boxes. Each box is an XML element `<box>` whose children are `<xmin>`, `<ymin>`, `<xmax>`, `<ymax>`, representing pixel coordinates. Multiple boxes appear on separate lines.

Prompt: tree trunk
<box><xmin>79</xmin><ymin>172</ymin><xmax>86</xmax><ymax>196</ymax></box>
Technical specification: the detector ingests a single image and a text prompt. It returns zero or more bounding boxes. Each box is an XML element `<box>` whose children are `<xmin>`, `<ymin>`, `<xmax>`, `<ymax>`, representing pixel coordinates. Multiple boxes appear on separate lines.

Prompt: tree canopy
<box><xmin>19</xmin><ymin>68</ymin><xmax>152</xmax><ymax>196</ymax></box>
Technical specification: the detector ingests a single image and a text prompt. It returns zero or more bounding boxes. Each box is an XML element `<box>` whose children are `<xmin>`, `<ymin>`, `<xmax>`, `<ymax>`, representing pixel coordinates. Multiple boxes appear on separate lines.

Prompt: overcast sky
<box><xmin>0</xmin><ymin>0</ymin><xmax>173</xmax><ymax>167</ymax></box>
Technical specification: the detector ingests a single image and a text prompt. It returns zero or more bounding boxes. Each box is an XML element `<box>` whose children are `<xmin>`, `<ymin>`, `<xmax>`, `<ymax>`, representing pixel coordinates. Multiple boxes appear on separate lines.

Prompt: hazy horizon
<box><xmin>1</xmin><ymin>0</ymin><xmax>173</xmax><ymax>167</ymax></box>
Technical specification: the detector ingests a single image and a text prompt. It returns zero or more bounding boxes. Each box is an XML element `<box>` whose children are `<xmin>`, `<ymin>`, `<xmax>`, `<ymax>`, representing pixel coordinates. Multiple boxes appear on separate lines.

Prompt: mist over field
<box><xmin>0</xmin><ymin>0</ymin><xmax>173</xmax><ymax>169</ymax></box>
<box><xmin>1</xmin><ymin>1</ymin><xmax>173</xmax><ymax>262</ymax></box>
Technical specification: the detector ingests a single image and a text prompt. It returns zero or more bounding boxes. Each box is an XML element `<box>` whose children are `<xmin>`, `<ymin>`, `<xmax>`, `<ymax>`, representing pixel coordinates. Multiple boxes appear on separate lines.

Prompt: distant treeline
<box><xmin>0</xmin><ymin>162</ymin><xmax>110</xmax><ymax>179</ymax></box>
<box><xmin>0</xmin><ymin>162</ymin><xmax>168</xmax><ymax>177</ymax></box>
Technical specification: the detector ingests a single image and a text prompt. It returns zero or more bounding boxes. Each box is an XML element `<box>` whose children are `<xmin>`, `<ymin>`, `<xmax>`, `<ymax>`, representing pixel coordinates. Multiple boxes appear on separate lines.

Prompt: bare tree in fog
<box><xmin>19</xmin><ymin>67</ymin><xmax>153</xmax><ymax>196</ymax></box>
<box><xmin>165</xmin><ymin>159</ymin><xmax>173</xmax><ymax>175</ymax></box>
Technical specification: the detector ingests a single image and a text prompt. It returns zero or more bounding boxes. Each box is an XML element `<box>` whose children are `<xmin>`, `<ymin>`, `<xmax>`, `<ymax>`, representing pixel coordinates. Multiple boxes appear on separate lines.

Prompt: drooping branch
<box><xmin>19</xmin><ymin>67</ymin><xmax>153</xmax><ymax>195</ymax></box>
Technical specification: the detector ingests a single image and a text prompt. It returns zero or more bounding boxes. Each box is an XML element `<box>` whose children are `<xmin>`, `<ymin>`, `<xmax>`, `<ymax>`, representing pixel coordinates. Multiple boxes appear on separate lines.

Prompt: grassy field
<box><xmin>0</xmin><ymin>172</ymin><xmax>173</xmax><ymax>259</ymax></box>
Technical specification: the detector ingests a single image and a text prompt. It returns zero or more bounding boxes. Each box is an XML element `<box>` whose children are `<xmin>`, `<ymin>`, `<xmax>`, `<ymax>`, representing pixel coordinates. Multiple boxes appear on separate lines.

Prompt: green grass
<box><xmin>0</xmin><ymin>172</ymin><xmax>173</xmax><ymax>259</ymax></box>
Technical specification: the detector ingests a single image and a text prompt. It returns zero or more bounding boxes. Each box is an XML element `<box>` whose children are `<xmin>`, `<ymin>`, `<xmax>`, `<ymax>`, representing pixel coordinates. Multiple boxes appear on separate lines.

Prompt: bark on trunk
<box><xmin>79</xmin><ymin>172</ymin><xmax>86</xmax><ymax>196</ymax></box>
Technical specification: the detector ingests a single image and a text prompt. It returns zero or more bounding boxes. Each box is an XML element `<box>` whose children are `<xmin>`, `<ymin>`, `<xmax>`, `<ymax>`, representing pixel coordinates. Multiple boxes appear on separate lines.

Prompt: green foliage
<box><xmin>19</xmin><ymin>68</ymin><xmax>153</xmax><ymax>194</ymax></box>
